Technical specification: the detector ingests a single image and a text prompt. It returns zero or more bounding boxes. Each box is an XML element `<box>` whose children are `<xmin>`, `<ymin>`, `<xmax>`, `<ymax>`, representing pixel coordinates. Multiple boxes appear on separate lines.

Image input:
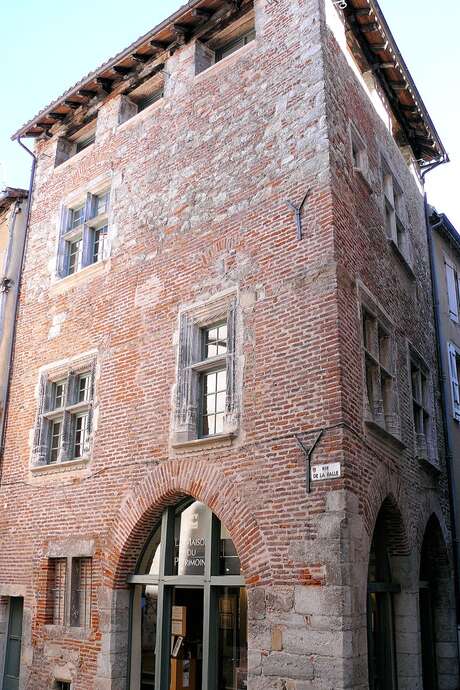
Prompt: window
<box><xmin>361</xmin><ymin>302</ymin><xmax>399</xmax><ymax>438</ymax></box>
<box><xmin>382</xmin><ymin>160</ymin><xmax>412</xmax><ymax>267</ymax></box>
<box><xmin>48</xmin><ymin>557</ymin><xmax>92</xmax><ymax>629</ymax></box>
<box><xmin>32</xmin><ymin>361</ymin><xmax>95</xmax><ymax>467</ymax></box>
<box><xmin>445</xmin><ymin>259</ymin><xmax>460</xmax><ymax>322</ymax></box>
<box><xmin>136</xmin><ymin>89</ymin><xmax>164</xmax><ymax>112</ymax></box>
<box><xmin>57</xmin><ymin>189</ymin><xmax>110</xmax><ymax>278</ymax></box>
<box><xmin>350</xmin><ymin>123</ymin><xmax>369</xmax><ymax>178</ymax></box>
<box><xmin>448</xmin><ymin>342</ymin><xmax>460</xmax><ymax>421</ymax></box>
<box><xmin>129</xmin><ymin>499</ymin><xmax>247</xmax><ymax>690</ymax></box>
<box><xmin>215</xmin><ymin>28</ymin><xmax>256</xmax><ymax>61</ymax></box>
<box><xmin>75</xmin><ymin>132</ymin><xmax>95</xmax><ymax>154</ymax></box>
<box><xmin>410</xmin><ymin>354</ymin><xmax>435</xmax><ymax>461</ymax></box>
<box><xmin>173</xmin><ymin>295</ymin><xmax>239</xmax><ymax>445</ymax></box>
<box><xmin>54</xmin><ymin>682</ymin><xmax>71</xmax><ymax>690</ymax></box>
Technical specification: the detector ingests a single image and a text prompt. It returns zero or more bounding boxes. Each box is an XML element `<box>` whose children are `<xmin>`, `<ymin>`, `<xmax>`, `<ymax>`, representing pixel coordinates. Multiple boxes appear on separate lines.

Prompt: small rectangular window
<box><xmin>202</xmin><ymin>369</ymin><xmax>227</xmax><ymax>436</ymax></box>
<box><xmin>93</xmin><ymin>192</ymin><xmax>109</xmax><ymax>217</ymax></box>
<box><xmin>91</xmin><ymin>225</ymin><xmax>107</xmax><ymax>264</ymax></box>
<box><xmin>52</xmin><ymin>380</ymin><xmax>66</xmax><ymax>410</ymax></box>
<box><xmin>77</xmin><ymin>374</ymin><xmax>90</xmax><ymax>403</ymax></box>
<box><xmin>67</xmin><ymin>238</ymin><xmax>83</xmax><ymax>275</ymax></box>
<box><xmin>73</xmin><ymin>414</ymin><xmax>88</xmax><ymax>459</ymax></box>
<box><xmin>49</xmin><ymin>420</ymin><xmax>62</xmax><ymax>464</ymax></box>
<box><xmin>381</xmin><ymin>161</ymin><xmax>411</xmax><ymax>268</ymax></box>
<box><xmin>55</xmin><ymin>682</ymin><xmax>71</xmax><ymax>690</ymax></box>
<box><xmin>410</xmin><ymin>358</ymin><xmax>433</xmax><ymax>459</ymax></box>
<box><xmin>75</xmin><ymin>133</ymin><xmax>96</xmax><ymax>154</ymax></box>
<box><xmin>137</xmin><ymin>89</ymin><xmax>164</xmax><ymax>112</ymax></box>
<box><xmin>68</xmin><ymin>205</ymin><xmax>85</xmax><ymax>231</ymax></box>
<box><xmin>216</xmin><ymin>28</ymin><xmax>255</xmax><ymax>61</ymax></box>
<box><xmin>50</xmin><ymin>558</ymin><xmax>67</xmax><ymax>625</ymax></box>
<box><xmin>205</xmin><ymin>323</ymin><xmax>228</xmax><ymax>358</ymax></box>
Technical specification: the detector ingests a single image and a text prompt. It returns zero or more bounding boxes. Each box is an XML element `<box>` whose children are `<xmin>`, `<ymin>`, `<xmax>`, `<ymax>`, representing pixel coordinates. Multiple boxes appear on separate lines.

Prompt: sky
<box><xmin>1</xmin><ymin>0</ymin><xmax>458</xmax><ymax>226</ymax></box>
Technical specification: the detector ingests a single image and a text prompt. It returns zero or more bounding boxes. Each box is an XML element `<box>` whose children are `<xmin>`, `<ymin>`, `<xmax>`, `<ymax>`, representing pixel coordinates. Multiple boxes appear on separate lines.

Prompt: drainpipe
<box><xmin>0</xmin><ymin>139</ymin><xmax>36</xmax><ymax>460</ymax></box>
<box><xmin>424</xmin><ymin>193</ymin><xmax>460</xmax><ymax>651</ymax></box>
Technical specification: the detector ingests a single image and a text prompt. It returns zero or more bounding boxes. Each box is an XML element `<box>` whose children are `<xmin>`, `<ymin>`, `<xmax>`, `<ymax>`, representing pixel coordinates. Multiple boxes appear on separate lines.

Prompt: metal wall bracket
<box><xmin>286</xmin><ymin>189</ymin><xmax>311</xmax><ymax>241</ymax></box>
<box><xmin>295</xmin><ymin>430</ymin><xmax>324</xmax><ymax>493</ymax></box>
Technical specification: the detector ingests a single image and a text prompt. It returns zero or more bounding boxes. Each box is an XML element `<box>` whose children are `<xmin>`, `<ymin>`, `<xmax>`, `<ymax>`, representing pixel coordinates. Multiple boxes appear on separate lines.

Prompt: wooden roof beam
<box><xmin>112</xmin><ymin>65</ymin><xmax>133</xmax><ymax>76</ymax></box>
<box><xmin>49</xmin><ymin>112</ymin><xmax>67</xmax><ymax>121</ymax></box>
<box><xmin>64</xmin><ymin>100</ymin><xmax>81</xmax><ymax>109</ymax></box>
<box><xmin>132</xmin><ymin>52</ymin><xmax>153</xmax><ymax>63</ymax></box>
<box><xmin>77</xmin><ymin>88</ymin><xmax>98</xmax><ymax>98</ymax></box>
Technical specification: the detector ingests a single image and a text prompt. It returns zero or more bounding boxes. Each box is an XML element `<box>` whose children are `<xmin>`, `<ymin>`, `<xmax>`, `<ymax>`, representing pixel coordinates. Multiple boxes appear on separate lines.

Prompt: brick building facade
<box><xmin>1</xmin><ymin>0</ymin><xmax>458</xmax><ymax>689</ymax></box>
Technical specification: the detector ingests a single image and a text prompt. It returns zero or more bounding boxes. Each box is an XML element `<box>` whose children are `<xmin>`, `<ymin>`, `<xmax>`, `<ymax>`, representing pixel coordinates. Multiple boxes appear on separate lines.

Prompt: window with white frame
<box><xmin>448</xmin><ymin>342</ymin><xmax>460</xmax><ymax>421</ymax></box>
<box><xmin>48</xmin><ymin>556</ymin><xmax>92</xmax><ymax>629</ymax></box>
<box><xmin>410</xmin><ymin>351</ymin><xmax>435</xmax><ymax>461</ymax></box>
<box><xmin>57</xmin><ymin>189</ymin><xmax>110</xmax><ymax>278</ymax></box>
<box><xmin>173</xmin><ymin>295</ymin><xmax>239</xmax><ymax>445</ymax></box>
<box><xmin>33</xmin><ymin>360</ymin><xmax>95</xmax><ymax>467</ymax></box>
<box><xmin>361</xmin><ymin>300</ymin><xmax>400</xmax><ymax>438</ymax></box>
<box><xmin>382</xmin><ymin>159</ymin><xmax>412</xmax><ymax>267</ymax></box>
<box><xmin>445</xmin><ymin>258</ymin><xmax>460</xmax><ymax>323</ymax></box>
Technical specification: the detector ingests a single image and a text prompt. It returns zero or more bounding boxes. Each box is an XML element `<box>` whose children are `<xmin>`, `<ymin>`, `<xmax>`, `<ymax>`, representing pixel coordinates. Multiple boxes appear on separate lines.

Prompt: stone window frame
<box><xmin>54</xmin><ymin>120</ymin><xmax>97</xmax><ymax>167</ymax></box>
<box><xmin>380</xmin><ymin>155</ymin><xmax>414</xmax><ymax>274</ymax></box>
<box><xmin>46</xmin><ymin>543</ymin><xmax>94</xmax><ymax>631</ymax></box>
<box><xmin>56</xmin><ymin>183</ymin><xmax>111</xmax><ymax>280</ymax></box>
<box><xmin>407</xmin><ymin>344</ymin><xmax>438</xmax><ymax>465</ymax></box>
<box><xmin>359</xmin><ymin>285</ymin><xmax>401</xmax><ymax>441</ymax></box>
<box><xmin>172</xmin><ymin>290</ymin><xmax>240</xmax><ymax>447</ymax></box>
<box><xmin>349</xmin><ymin>121</ymin><xmax>370</xmax><ymax>184</ymax></box>
<box><xmin>32</xmin><ymin>353</ymin><xmax>97</xmax><ymax>469</ymax></box>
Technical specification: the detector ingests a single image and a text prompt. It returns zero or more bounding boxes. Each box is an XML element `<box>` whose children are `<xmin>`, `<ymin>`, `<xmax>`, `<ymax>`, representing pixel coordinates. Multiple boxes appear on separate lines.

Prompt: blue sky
<box><xmin>1</xmin><ymin>0</ymin><xmax>458</xmax><ymax>226</ymax></box>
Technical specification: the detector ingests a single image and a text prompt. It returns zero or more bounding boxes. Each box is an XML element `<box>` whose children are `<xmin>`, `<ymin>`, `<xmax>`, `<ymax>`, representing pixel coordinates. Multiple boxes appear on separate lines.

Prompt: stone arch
<box><xmin>362</xmin><ymin>464</ymin><xmax>412</xmax><ymax>556</ymax></box>
<box><xmin>419</xmin><ymin>513</ymin><xmax>459</xmax><ymax>689</ymax></box>
<box><xmin>103</xmin><ymin>458</ymin><xmax>271</xmax><ymax>589</ymax></box>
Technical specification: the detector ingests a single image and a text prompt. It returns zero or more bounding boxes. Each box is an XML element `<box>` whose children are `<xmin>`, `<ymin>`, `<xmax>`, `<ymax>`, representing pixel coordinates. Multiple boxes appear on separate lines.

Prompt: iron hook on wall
<box><xmin>286</xmin><ymin>188</ymin><xmax>311</xmax><ymax>241</ymax></box>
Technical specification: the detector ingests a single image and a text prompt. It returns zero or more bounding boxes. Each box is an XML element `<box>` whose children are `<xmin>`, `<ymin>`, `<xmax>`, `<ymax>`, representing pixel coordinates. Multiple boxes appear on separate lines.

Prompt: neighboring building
<box><xmin>429</xmin><ymin>207</ymin><xmax>460</xmax><ymax>609</ymax></box>
<box><xmin>0</xmin><ymin>1</ymin><xmax>458</xmax><ymax>689</ymax></box>
<box><xmin>0</xmin><ymin>187</ymin><xmax>28</xmax><ymax>450</ymax></box>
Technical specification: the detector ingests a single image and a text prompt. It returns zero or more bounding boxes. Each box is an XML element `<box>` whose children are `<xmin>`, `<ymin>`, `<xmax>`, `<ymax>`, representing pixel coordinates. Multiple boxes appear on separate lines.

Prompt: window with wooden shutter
<box><xmin>448</xmin><ymin>343</ymin><xmax>460</xmax><ymax>421</ymax></box>
<box><xmin>445</xmin><ymin>262</ymin><xmax>459</xmax><ymax>322</ymax></box>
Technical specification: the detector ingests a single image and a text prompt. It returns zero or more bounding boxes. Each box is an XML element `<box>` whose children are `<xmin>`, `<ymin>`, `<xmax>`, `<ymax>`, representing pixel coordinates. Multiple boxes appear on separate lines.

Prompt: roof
<box><xmin>430</xmin><ymin>208</ymin><xmax>460</xmax><ymax>256</ymax></box>
<box><xmin>344</xmin><ymin>0</ymin><xmax>447</xmax><ymax>167</ymax></box>
<box><xmin>0</xmin><ymin>188</ymin><xmax>28</xmax><ymax>213</ymax></box>
<box><xmin>11</xmin><ymin>0</ymin><xmax>447</xmax><ymax>168</ymax></box>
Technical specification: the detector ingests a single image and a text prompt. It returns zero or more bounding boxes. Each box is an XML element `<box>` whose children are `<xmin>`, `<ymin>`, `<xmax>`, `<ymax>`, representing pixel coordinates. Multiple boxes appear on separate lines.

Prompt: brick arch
<box><xmin>363</xmin><ymin>464</ymin><xmax>412</xmax><ymax>556</ymax></box>
<box><xmin>103</xmin><ymin>459</ymin><xmax>271</xmax><ymax>588</ymax></box>
<box><xmin>414</xmin><ymin>493</ymin><xmax>452</xmax><ymax>556</ymax></box>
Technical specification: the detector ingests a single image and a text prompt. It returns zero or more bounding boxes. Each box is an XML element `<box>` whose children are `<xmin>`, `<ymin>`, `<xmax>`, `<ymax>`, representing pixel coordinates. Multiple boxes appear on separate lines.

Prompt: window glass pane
<box><xmin>141</xmin><ymin>584</ymin><xmax>158</xmax><ymax>689</ymax></box>
<box><xmin>73</xmin><ymin>414</ymin><xmax>88</xmax><ymax>458</ymax></box>
<box><xmin>92</xmin><ymin>225</ymin><xmax>107</xmax><ymax>264</ymax></box>
<box><xmin>50</xmin><ymin>558</ymin><xmax>67</xmax><ymax>625</ymax></box>
<box><xmin>170</xmin><ymin>588</ymin><xmax>203</xmax><ymax>690</ymax></box>
<box><xmin>220</xmin><ymin>524</ymin><xmax>241</xmax><ymax>576</ymax></box>
<box><xmin>202</xmin><ymin>370</ymin><xmax>227</xmax><ymax>437</ymax></box>
<box><xmin>78</xmin><ymin>374</ymin><xmax>90</xmax><ymax>403</ymax></box>
<box><xmin>53</xmin><ymin>381</ymin><xmax>66</xmax><ymax>409</ymax></box>
<box><xmin>67</xmin><ymin>237</ymin><xmax>82</xmax><ymax>275</ymax></box>
<box><xmin>205</xmin><ymin>322</ymin><xmax>227</xmax><ymax>358</ymax></box>
<box><xmin>94</xmin><ymin>192</ymin><xmax>109</xmax><ymax>217</ymax></box>
<box><xmin>217</xmin><ymin>588</ymin><xmax>247</xmax><ymax>690</ymax></box>
<box><xmin>49</xmin><ymin>420</ymin><xmax>62</xmax><ymax>464</ymax></box>
<box><xmin>139</xmin><ymin>525</ymin><xmax>161</xmax><ymax>577</ymax></box>
<box><xmin>71</xmin><ymin>557</ymin><xmax>92</xmax><ymax>627</ymax></box>
<box><xmin>174</xmin><ymin>502</ymin><xmax>209</xmax><ymax>576</ymax></box>
<box><xmin>69</xmin><ymin>205</ymin><xmax>85</xmax><ymax>230</ymax></box>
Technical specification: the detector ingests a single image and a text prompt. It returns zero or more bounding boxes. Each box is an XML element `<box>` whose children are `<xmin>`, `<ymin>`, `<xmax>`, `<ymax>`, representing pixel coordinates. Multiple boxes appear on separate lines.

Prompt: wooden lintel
<box><xmin>64</xmin><ymin>100</ymin><xmax>81</xmax><ymax>109</ymax></box>
<box><xmin>172</xmin><ymin>24</ymin><xmax>189</xmax><ymax>44</ymax></box>
<box><xmin>78</xmin><ymin>89</ymin><xmax>97</xmax><ymax>98</ymax></box>
<box><xmin>389</xmin><ymin>81</ymin><xmax>407</xmax><ymax>92</ymax></box>
<box><xmin>369</xmin><ymin>43</ymin><xmax>388</xmax><ymax>53</ymax></box>
<box><xmin>191</xmin><ymin>7</ymin><xmax>213</xmax><ymax>19</ymax></box>
<box><xmin>150</xmin><ymin>40</ymin><xmax>168</xmax><ymax>50</ymax></box>
<box><xmin>112</xmin><ymin>65</ymin><xmax>132</xmax><ymax>75</ymax></box>
<box><xmin>49</xmin><ymin>112</ymin><xmax>67</xmax><ymax>121</ymax></box>
<box><xmin>360</xmin><ymin>22</ymin><xmax>379</xmax><ymax>33</ymax></box>
<box><xmin>96</xmin><ymin>77</ymin><xmax>114</xmax><ymax>91</ymax></box>
<box><xmin>132</xmin><ymin>52</ymin><xmax>152</xmax><ymax>63</ymax></box>
<box><xmin>353</xmin><ymin>8</ymin><xmax>374</xmax><ymax>16</ymax></box>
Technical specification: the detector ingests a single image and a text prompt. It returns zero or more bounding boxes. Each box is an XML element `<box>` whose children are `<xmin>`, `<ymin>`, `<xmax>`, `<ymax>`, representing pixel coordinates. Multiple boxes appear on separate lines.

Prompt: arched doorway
<box><xmin>419</xmin><ymin>514</ymin><xmax>457</xmax><ymax>690</ymax></box>
<box><xmin>367</xmin><ymin>501</ymin><xmax>402</xmax><ymax>690</ymax></box>
<box><xmin>128</xmin><ymin>498</ymin><xmax>247</xmax><ymax>690</ymax></box>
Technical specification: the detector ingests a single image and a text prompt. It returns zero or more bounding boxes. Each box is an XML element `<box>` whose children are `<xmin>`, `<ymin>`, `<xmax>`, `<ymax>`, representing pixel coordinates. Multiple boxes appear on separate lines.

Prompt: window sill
<box><xmin>30</xmin><ymin>457</ymin><xmax>90</xmax><ymax>475</ymax></box>
<box><xmin>364</xmin><ymin>419</ymin><xmax>405</xmax><ymax>451</ymax></box>
<box><xmin>43</xmin><ymin>624</ymin><xmax>93</xmax><ymax>640</ymax></box>
<box><xmin>388</xmin><ymin>239</ymin><xmax>415</xmax><ymax>281</ymax></box>
<box><xmin>49</xmin><ymin>259</ymin><xmax>109</xmax><ymax>295</ymax></box>
<box><xmin>195</xmin><ymin>40</ymin><xmax>256</xmax><ymax>83</ymax></box>
<box><xmin>172</xmin><ymin>432</ymin><xmax>235</xmax><ymax>452</ymax></box>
